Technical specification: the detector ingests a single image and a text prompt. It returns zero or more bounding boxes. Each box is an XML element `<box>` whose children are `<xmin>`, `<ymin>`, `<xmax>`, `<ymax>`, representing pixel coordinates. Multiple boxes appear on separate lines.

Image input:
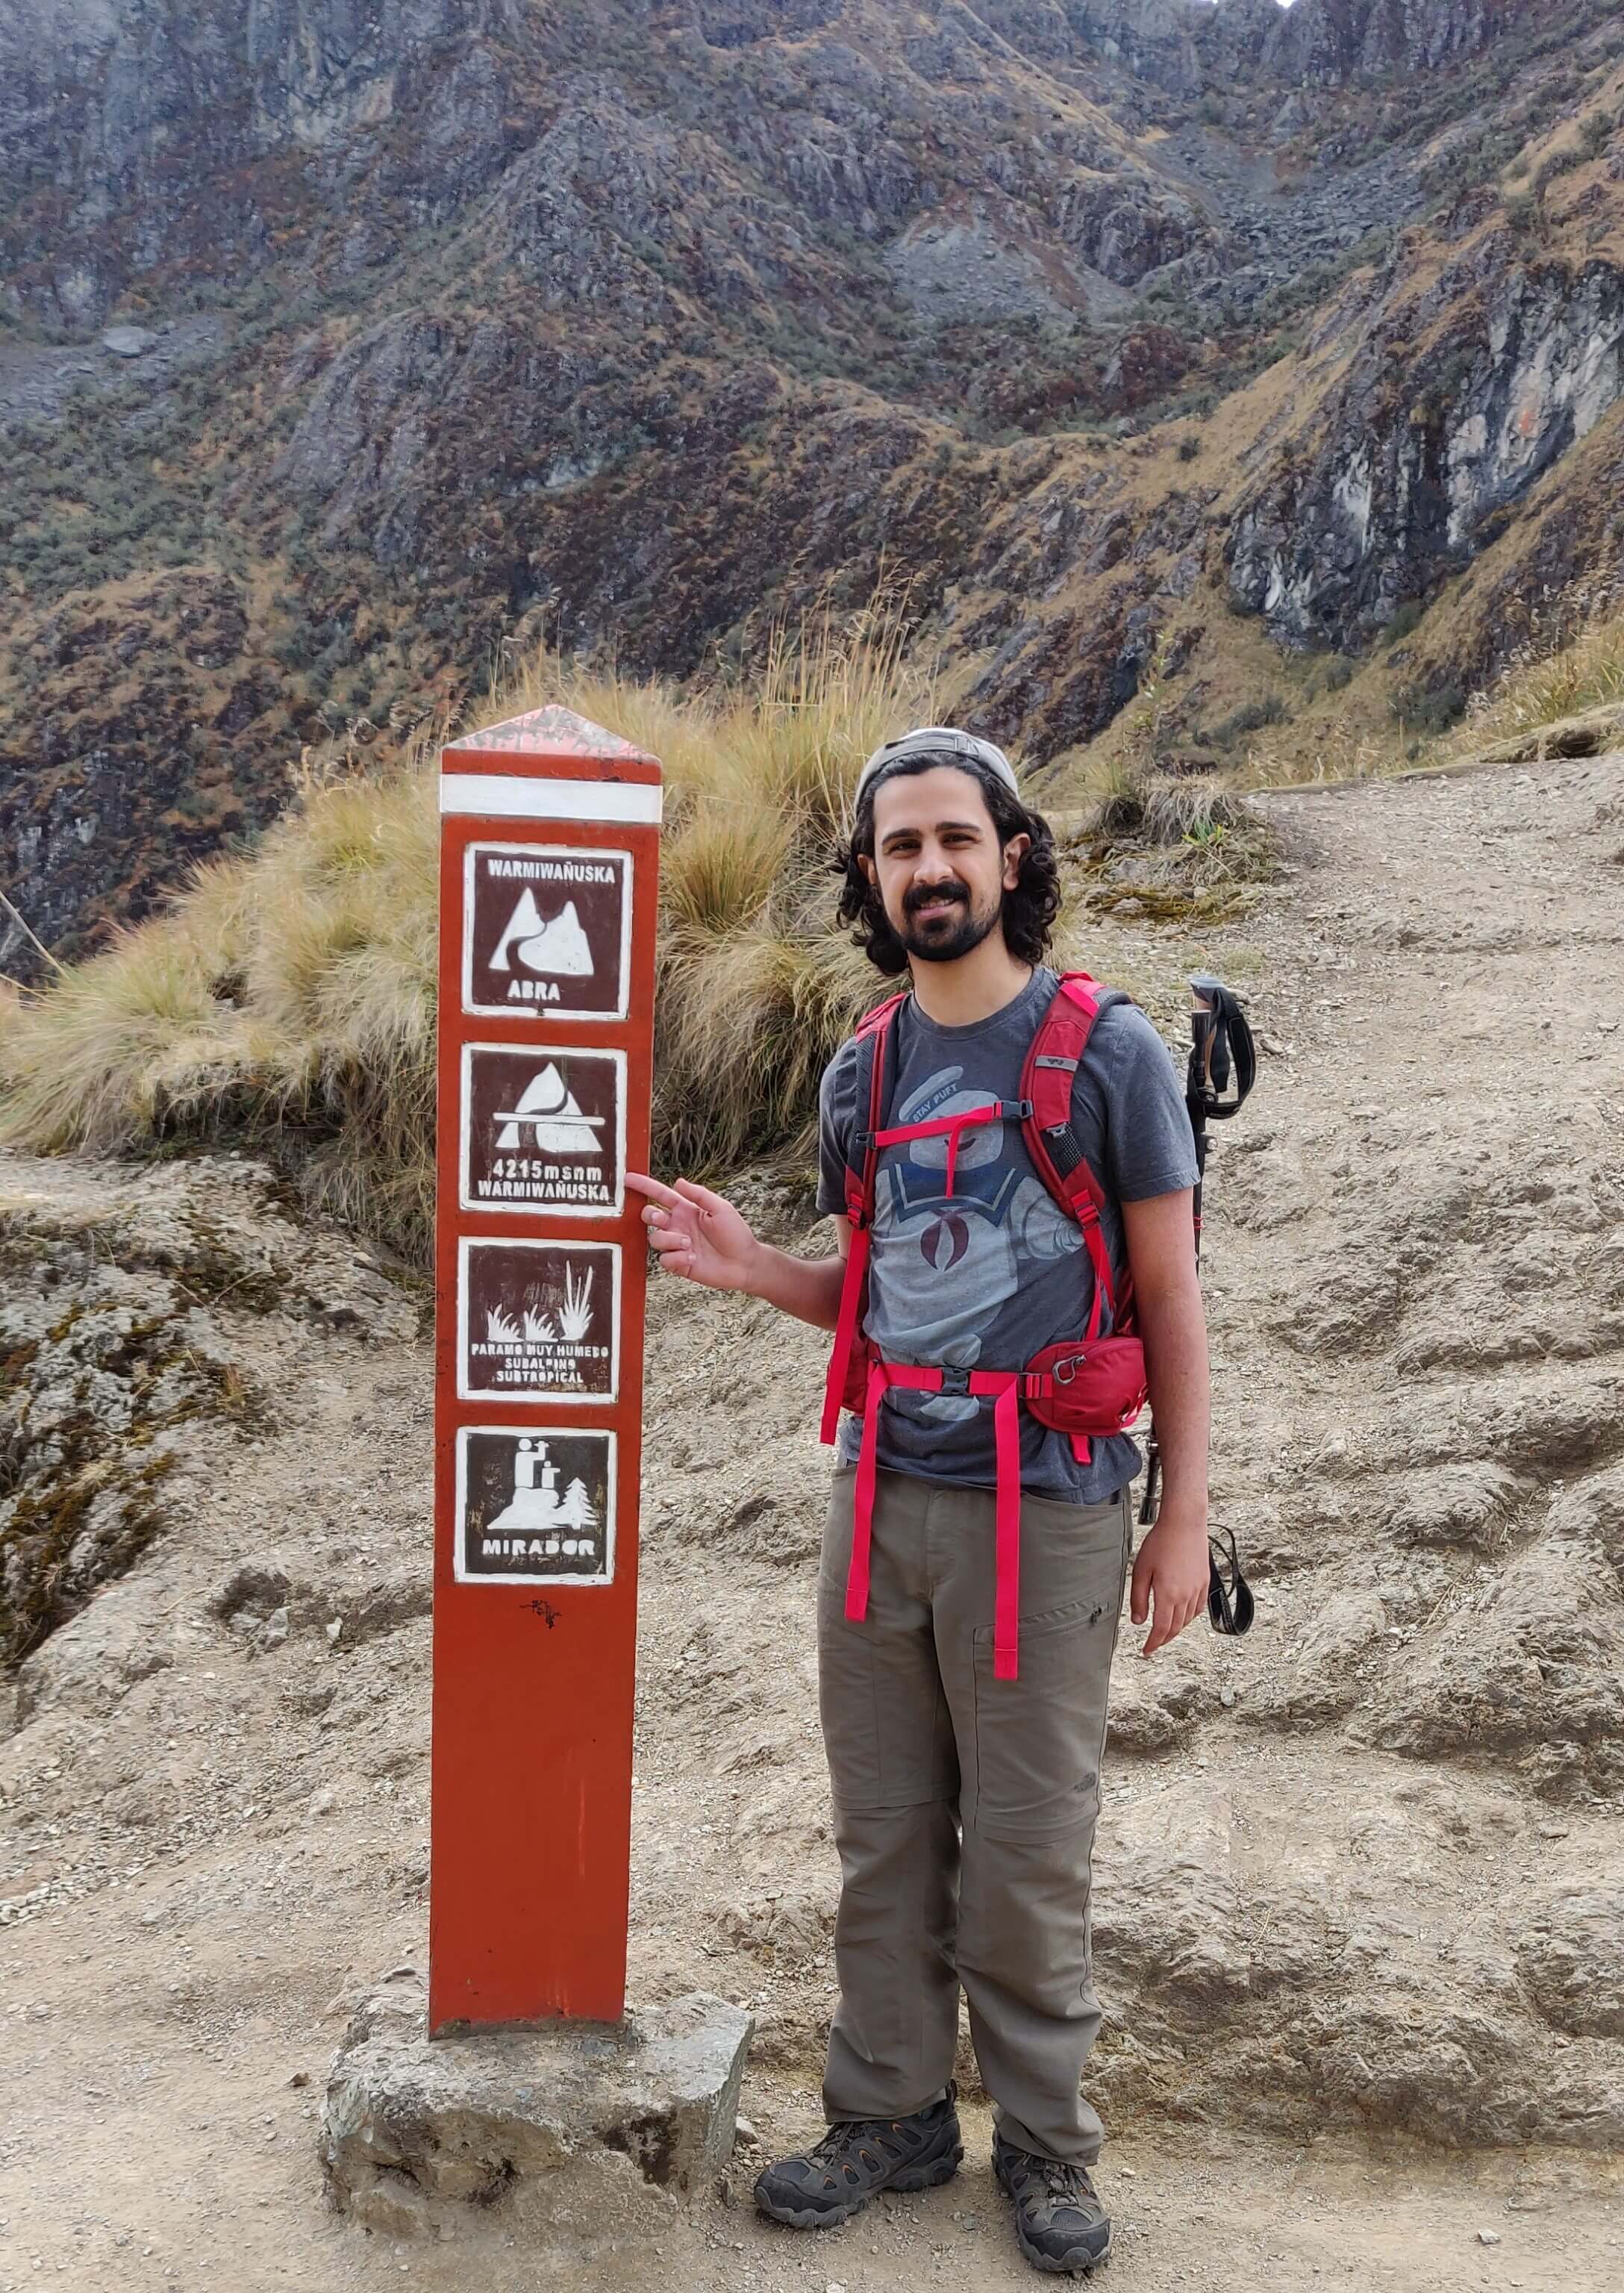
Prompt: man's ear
<box><xmin>1001</xmin><ymin>832</ymin><xmax>1031</xmax><ymax>890</ymax></box>
<box><xmin>858</xmin><ymin>851</ymin><xmax>878</xmax><ymax>885</ymax></box>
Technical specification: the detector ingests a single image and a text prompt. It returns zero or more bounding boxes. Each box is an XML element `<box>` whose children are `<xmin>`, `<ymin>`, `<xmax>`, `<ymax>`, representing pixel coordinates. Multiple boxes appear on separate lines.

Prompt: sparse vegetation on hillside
<box><xmin>1451</xmin><ymin>580</ymin><xmax>1624</xmax><ymax>743</ymax></box>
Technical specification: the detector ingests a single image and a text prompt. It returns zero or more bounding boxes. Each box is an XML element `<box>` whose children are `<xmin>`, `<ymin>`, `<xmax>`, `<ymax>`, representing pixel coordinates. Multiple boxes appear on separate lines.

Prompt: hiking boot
<box><xmin>753</xmin><ymin>2084</ymin><xmax>963</xmax><ymax>2229</ymax></box>
<box><xmin>993</xmin><ymin>2131</ymin><xmax>1112</xmax><ymax>2274</ymax></box>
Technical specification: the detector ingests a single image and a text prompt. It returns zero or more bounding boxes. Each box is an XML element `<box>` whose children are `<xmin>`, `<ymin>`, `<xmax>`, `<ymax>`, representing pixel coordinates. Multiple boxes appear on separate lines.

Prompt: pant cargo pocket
<box><xmin>968</xmin><ymin>1595</ymin><xmax>1119</xmax><ymax>1842</ymax></box>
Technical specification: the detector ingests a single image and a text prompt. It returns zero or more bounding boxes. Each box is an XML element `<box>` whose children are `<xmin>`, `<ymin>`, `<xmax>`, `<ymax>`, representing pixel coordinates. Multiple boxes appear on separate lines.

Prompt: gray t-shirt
<box><xmin>816</xmin><ymin>966</ymin><xmax>1199</xmax><ymax>1502</ymax></box>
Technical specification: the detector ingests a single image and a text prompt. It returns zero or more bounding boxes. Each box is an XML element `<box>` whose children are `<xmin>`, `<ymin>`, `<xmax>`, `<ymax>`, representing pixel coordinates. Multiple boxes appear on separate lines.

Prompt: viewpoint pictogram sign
<box><xmin>431</xmin><ymin>705</ymin><xmax>660</xmax><ymax>2035</ymax></box>
<box><xmin>455</xmin><ymin>1426</ymin><xmax>616</xmax><ymax>1585</ymax></box>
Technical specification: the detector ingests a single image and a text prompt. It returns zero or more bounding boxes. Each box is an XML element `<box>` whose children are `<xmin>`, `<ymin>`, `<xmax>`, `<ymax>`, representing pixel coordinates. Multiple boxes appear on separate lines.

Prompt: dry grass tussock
<box><xmin>0</xmin><ymin>757</ymin><xmax>442</xmax><ymax>1252</ymax></box>
<box><xmin>1229</xmin><ymin>706</ymin><xmax>1405</xmax><ymax>790</ymax></box>
<box><xmin>0</xmin><ymin>598</ymin><xmax>958</xmax><ymax>1258</ymax></box>
<box><xmin>1071</xmin><ymin>634</ymin><xmax>1275</xmax><ymax>882</ymax></box>
<box><xmin>1449</xmin><ymin>577</ymin><xmax>1624</xmax><ymax>747</ymax></box>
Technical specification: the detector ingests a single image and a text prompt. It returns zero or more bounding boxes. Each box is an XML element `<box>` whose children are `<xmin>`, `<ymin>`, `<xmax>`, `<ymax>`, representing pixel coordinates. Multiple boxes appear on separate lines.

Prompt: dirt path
<box><xmin>1</xmin><ymin>752</ymin><xmax>1623</xmax><ymax>2290</ymax></box>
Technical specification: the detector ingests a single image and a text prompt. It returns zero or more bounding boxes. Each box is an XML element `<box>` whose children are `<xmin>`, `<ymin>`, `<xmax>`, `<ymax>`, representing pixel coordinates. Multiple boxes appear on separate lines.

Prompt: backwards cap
<box><xmin>854</xmin><ymin>725</ymin><xmax>1019</xmax><ymax>808</ymax></box>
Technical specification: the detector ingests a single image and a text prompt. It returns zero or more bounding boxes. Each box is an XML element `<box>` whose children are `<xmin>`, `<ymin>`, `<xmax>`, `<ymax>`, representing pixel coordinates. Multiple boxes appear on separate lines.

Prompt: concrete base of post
<box><xmin>319</xmin><ymin>1968</ymin><xmax>754</xmax><ymax>2243</ymax></box>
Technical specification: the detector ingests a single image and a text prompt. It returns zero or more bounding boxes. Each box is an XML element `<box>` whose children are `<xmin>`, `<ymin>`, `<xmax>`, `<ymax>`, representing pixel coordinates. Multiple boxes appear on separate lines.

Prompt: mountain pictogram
<box><xmin>490</xmin><ymin>890</ymin><xmax>593</xmax><ymax>978</ymax></box>
<box><xmin>493</xmin><ymin>1062</ymin><xmax>606</xmax><ymax>1155</ymax></box>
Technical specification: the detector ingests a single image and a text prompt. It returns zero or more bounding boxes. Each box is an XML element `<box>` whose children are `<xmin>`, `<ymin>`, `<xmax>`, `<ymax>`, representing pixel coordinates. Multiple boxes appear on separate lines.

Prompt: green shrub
<box><xmin>1392</xmin><ymin>681</ymin><xmax>1467</xmax><ymax>735</ymax></box>
<box><xmin>1206</xmin><ymin>695</ymin><xmax>1287</xmax><ymax>749</ymax></box>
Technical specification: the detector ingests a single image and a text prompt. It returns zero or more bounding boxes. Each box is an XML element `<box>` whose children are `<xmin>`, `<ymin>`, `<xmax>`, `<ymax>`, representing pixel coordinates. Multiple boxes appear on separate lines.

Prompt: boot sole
<box><xmin>755</xmin><ymin>2140</ymin><xmax>964</xmax><ymax>2230</ymax></box>
<box><xmin>995</xmin><ymin>2150</ymin><xmax>1112</xmax><ymax>2274</ymax></box>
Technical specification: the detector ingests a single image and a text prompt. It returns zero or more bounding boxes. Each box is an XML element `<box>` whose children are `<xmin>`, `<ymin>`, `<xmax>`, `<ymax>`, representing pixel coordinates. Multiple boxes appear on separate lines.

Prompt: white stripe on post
<box><xmin>439</xmin><ymin>773</ymin><xmax>664</xmax><ymax>826</ymax></box>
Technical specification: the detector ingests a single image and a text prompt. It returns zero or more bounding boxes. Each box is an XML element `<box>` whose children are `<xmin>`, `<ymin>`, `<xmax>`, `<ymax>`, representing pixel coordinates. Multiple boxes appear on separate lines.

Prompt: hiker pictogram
<box><xmin>462</xmin><ymin>841</ymin><xmax>630</xmax><ymax>1020</ymax></box>
<box><xmin>459</xmin><ymin>1043</ymin><xmax>625</xmax><ymax>1215</ymax></box>
<box><xmin>457</xmin><ymin>1238</ymin><xmax>619</xmax><ymax>1402</ymax></box>
<box><xmin>455</xmin><ymin>1426</ymin><xmax>616</xmax><ymax>1584</ymax></box>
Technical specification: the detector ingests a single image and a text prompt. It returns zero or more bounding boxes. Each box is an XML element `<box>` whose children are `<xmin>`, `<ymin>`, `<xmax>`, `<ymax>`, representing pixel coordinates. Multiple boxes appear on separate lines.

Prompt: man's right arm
<box><xmin>742</xmin><ymin>1211</ymin><xmax>850</xmax><ymax>1331</ymax></box>
<box><xmin>625</xmin><ymin>1171</ymin><xmax>849</xmax><ymax>1332</ymax></box>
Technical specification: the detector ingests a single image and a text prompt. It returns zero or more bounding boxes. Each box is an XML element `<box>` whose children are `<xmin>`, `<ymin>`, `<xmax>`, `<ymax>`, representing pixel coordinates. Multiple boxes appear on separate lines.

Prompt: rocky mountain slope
<box><xmin>2</xmin><ymin>746</ymin><xmax>1623</xmax><ymax>2292</ymax></box>
<box><xmin>4</xmin><ymin>0</ymin><xmax>1624</xmax><ymax>974</ymax></box>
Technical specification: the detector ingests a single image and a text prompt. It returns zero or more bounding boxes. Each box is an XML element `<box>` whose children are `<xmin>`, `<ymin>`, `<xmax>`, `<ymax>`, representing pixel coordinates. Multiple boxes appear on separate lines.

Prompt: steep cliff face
<box><xmin>1262</xmin><ymin>0</ymin><xmax>1515</xmax><ymax>84</ymax></box>
<box><xmin>4</xmin><ymin>0</ymin><xmax>1624</xmax><ymax>971</ymax></box>
<box><xmin>0</xmin><ymin>0</ymin><xmax>526</xmax><ymax>324</ymax></box>
<box><xmin>1228</xmin><ymin>248</ymin><xmax>1624</xmax><ymax>646</ymax></box>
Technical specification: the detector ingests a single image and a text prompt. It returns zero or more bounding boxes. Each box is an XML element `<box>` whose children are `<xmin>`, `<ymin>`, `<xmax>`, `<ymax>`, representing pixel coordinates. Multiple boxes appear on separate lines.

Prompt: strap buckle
<box><xmin>937</xmin><ymin>1365</ymin><xmax>972</xmax><ymax>1397</ymax></box>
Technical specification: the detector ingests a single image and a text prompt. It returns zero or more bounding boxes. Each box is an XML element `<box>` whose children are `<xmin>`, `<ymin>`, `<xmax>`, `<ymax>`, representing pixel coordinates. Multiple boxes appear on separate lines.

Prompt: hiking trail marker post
<box><xmin>431</xmin><ymin>705</ymin><xmax>661</xmax><ymax>2034</ymax></box>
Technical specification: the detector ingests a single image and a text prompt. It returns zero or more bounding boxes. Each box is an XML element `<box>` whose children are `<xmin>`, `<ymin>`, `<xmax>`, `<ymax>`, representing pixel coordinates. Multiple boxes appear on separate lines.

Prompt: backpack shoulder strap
<box><xmin>1021</xmin><ymin>971</ymin><xmax>1136</xmax><ymax>1326</ymax></box>
<box><xmin>842</xmin><ymin>992</ymin><xmax>908</xmax><ymax>1225</ymax></box>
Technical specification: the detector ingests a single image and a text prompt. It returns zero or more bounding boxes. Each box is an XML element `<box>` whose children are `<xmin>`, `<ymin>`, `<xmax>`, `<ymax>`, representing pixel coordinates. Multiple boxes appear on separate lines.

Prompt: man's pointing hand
<box><xmin>625</xmin><ymin>1172</ymin><xmax>760</xmax><ymax>1292</ymax></box>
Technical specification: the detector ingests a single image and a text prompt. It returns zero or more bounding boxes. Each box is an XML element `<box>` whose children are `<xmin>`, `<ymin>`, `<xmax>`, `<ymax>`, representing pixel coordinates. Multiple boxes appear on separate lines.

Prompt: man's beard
<box><xmin>895</xmin><ymin>882</ymin><xmax>1002</xmax><ymax>965</ymax></box>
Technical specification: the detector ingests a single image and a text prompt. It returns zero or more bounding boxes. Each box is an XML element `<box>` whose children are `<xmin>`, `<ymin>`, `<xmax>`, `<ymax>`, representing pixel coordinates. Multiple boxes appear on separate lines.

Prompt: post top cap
<box><xmin>444</xmin><ymin>705</ymin><xmax>659</xmax><ymax>773</ymax></box>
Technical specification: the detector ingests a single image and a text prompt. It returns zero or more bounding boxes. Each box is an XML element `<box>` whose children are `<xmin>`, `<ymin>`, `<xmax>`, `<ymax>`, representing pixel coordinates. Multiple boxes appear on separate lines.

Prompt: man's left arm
<box><xmin>1122</xmin><ymin>1188</ymin><xmax>1211</xmax><ymax>1656</ymax></box>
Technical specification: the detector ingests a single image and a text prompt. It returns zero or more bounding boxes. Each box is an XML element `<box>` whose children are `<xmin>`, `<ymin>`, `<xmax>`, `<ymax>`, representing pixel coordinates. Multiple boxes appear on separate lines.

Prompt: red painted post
<box><xmin>429</xmin><ymin>704</ymin><xmax>661</xmax><ymax>2034</ymax></box>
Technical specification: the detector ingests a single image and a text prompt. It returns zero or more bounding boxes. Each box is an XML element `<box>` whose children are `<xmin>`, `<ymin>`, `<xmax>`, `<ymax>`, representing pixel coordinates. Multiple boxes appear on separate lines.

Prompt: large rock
<box><xmin>1369</xmin><ymin>1532</ymin><xmax>1624</xmax><ymax>1794</ymax></box>
<box><xmin>1226</xmin><ymin>252</ymin><xmax>1624</xmax><ymax>649</ymax></box>
<box><xmin>320</xmin><ymin>1971</ymin><xmax>753</xmax><ymax>2241</ymax></box>
<box><xmin>1517</xmin><ymin>1882</ymin><xmax>1624</xmax><ymax>2041</ymax></box>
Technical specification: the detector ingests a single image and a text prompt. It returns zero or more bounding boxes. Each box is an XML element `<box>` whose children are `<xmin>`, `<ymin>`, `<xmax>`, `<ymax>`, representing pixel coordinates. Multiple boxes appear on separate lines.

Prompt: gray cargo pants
<box><xmin>817</xmin><ymin>1460</ymin><xmax>1133</xmax><ymax>2165</ymax></box>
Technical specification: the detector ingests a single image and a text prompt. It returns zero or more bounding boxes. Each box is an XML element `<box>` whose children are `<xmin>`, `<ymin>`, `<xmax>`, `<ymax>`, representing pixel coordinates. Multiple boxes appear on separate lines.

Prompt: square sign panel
<box><xmin>455</xmin><ymin>1426</ymin><xmax>617</xmax><ymax>1586</ymax></box>
<box><xmin>457</xmin><ymin>1238</ymin><xmax>620</xmax><ymax>1404</ymax></box>
<box><xmin>460</xmin><ymin>1043</ymin><xmax>625</xmax><ymax>1217</ymax></box>
<box><xmin>463</xmin><ymin>843</ymin><xmax>631</xmax><ymax>1021</ymax></box>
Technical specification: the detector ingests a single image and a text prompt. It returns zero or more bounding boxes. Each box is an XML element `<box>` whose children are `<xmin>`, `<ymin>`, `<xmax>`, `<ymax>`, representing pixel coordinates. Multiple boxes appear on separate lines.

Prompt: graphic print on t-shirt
<box><xmin>868</xmin><ymin>1064</ymin><xmax>1084</xmax><ymax>1421</ymax></box>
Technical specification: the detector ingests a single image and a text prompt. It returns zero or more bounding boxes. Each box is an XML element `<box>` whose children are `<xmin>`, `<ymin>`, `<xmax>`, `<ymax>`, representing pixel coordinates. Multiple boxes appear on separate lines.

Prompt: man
<box><xmin>627</xmin><ymin>726</ymin><xmax>1209</xmax><ymax>2277</ymax></box>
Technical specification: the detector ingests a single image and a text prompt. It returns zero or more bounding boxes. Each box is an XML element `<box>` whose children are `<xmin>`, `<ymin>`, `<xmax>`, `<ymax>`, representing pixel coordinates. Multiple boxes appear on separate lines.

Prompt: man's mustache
<box><xmin>902</xmin><ymin>882</ymin><xmax>969</xmax><ymax>916</ymax></box>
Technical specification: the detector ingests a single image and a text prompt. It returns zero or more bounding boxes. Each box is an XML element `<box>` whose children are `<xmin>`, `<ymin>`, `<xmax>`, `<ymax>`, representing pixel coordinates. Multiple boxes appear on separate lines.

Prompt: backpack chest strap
<box><xmin>866</xmin><ymin>1099</ymin><xmax>1032</xmax><ymax>1199</ymax></box>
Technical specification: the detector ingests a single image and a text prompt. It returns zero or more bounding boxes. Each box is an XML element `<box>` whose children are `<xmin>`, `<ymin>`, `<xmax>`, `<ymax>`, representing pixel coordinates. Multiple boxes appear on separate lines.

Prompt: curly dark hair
<box><xmin>834</xmin><ymin>751</ymin><xmax>1062</xmax><ymax>976</ymax></box>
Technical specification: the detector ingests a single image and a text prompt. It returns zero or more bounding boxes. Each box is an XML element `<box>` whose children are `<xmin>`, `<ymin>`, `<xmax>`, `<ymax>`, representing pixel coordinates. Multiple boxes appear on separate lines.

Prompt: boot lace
<box><xmin>1036</xmin><ymin>2156</ymin><xmax>1094</xmax><ymax>2204</ymax></box>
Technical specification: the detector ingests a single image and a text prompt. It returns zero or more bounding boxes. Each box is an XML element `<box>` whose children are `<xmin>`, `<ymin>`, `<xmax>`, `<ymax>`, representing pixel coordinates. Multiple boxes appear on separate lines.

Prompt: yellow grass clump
<box><xmin>1451</xmin><ymin>578</ymin><xmax>1624</xmax><ymax>746</ymax></box>
<box><xmin>0</xmin><ymin>595</ymin><xmax>952</xmax><ymax>1257</ymax></box>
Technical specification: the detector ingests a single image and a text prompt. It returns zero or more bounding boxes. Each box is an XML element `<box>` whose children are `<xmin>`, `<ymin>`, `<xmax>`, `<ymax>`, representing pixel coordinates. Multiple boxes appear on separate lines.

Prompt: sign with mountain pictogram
<box><xmin>434</xmin><ymin>706</ymin><xmax>660</xmax><ymax>2029</ymax></box>
<box><xmin>462</xmin><ymin>842</ymin><xmax>630</xmax><ymax>1019</ymax></box>
<box><xmin>458</xmin><ymin>1043</ymin><xmax>625</xmax><ymax>1216</ymax></box>
<box><xmin>457</xmin><ymin>1238</ymin><xmax>619</xmax><ymax>1403</ymax></box>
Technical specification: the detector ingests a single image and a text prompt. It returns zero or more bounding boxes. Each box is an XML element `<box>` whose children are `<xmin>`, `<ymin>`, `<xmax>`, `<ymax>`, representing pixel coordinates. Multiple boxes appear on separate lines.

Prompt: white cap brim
<box><xmin>855</xmin><ymin>726</ymin><xmax>1019</xmax><ymax>807</ymax></box>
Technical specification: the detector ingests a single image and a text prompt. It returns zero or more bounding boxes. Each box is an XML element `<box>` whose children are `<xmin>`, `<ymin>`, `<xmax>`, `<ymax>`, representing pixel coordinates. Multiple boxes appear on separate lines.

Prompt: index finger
<box><xmin>625</xmin><ymin>1170</ymin><xmax>683</xmax><ymax>1210</ymax></box>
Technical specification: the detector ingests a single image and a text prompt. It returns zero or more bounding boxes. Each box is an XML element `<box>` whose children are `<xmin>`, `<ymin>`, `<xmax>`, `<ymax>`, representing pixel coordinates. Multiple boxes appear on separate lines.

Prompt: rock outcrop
<box><xmin>1228</xmin><ymin>250</ymin><xmax>1624</xmax><ymax>646</ymax></box>
<box><xmin>0</xmin><ymin>1153</ymin><xmax>413</xmax><ymax>1673</ymax></box>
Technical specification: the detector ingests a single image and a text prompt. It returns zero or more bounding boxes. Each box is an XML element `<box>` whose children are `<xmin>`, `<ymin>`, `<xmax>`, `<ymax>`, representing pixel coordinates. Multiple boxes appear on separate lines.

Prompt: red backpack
<box><xmin>820</xmin><ymin>972</ymin><xmax>1151</xmax><ymax>1682</ymax></box>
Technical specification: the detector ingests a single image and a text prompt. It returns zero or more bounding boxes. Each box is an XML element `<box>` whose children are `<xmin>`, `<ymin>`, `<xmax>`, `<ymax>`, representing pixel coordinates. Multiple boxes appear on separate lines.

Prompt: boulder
<box><xmin>1516</xmin><ymin>1883</ymin><xmax>1624</xmax><ymax>2041</ymax></box>
<box><xmin>320</xmin><ymin>1973</ymin><xmax>752</xmax><ymax>2241</ymax></box>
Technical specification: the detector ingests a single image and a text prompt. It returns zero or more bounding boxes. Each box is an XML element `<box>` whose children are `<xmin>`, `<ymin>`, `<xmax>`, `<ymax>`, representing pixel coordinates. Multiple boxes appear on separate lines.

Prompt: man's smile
<box><xmin>906</xmin><ymin>887</ymin><xmax>969</xmax><ymax>920</ymax></box>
